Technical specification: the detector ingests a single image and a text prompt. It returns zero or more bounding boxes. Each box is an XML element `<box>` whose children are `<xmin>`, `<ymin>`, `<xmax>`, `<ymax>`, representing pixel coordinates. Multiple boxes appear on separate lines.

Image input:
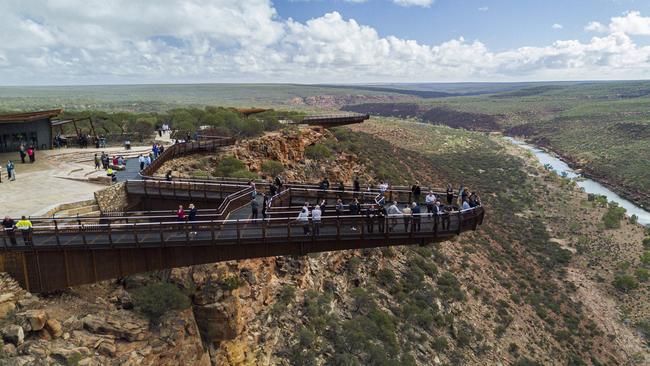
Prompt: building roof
<box><xmin>0</xmin><ymin>109</ymin><xmax>62</xmax><ymax>124</ymax></box>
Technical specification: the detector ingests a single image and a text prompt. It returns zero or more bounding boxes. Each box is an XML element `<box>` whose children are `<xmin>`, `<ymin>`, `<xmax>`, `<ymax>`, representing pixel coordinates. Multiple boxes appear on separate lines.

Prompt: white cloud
<box><xmin>477</xmin><ymin>6</ymin><xmax>488</xmax><ymax>12</ymax></box>
<box><xmin>551</xmin><ymin>23</ymin><xmax>563</xmax><ymax>30</ymax></box>
<box><xmin>2</xmin><ymin>2</ymin><xmax>650</xmax><ymax>84</ymax></box>
<box><xmin>391</xmin><ymin>0</ymin><xmax>434</xmax><ymax>8</ymax></box>
<box><xmin>585</xmin><ymin>21</ymin><xmax>607</xmax><ymax>33</ymax></box>
<box><xmin>609</xmin><ymin>10</ymin><xmax>650</xmax><ymax>35</ymax></box>
<box><xmin>586</xmin><ymin>10</ymin><xmax>650</xmax><ymax>35</ymax></box>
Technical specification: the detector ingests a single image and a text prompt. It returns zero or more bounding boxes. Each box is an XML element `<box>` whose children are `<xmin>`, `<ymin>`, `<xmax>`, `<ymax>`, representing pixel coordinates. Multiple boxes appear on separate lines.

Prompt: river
<box><xmin>505</xmin><ymin>137</ymin><xmax>650</xmax><ymax>226</ymax></box>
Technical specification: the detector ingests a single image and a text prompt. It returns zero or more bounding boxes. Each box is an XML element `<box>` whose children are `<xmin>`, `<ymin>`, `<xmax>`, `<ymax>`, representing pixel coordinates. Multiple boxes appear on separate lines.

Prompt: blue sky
<box><xmin>276</xmin><ymin>0</ymin><xmax>650</xmax><ymax>50</ymax></box>
<box><xmin>2</xmin><ymin>0</ymin><xmax>650</xmax><ymax>85</ymax></box>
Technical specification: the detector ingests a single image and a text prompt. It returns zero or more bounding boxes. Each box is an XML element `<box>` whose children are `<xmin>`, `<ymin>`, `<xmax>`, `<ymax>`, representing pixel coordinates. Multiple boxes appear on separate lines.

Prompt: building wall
<box><xmin>0</xmin><ymin>119</ymin><xmax>52</xmax><ymax>152</ymax></box>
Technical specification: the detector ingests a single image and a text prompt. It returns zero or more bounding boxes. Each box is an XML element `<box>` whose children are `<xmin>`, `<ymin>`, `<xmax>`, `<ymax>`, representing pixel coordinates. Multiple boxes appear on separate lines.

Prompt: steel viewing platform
<box><xmin>0</xmin><ymin>130</ymin><xmax>483</xmax><ymax>293</ymax></box>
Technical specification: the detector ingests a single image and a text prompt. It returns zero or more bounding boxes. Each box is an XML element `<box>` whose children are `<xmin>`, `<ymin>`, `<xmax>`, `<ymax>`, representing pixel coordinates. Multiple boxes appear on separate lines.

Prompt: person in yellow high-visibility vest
<box><xmin>15</xmin><ymin>216</ymin><xmax>33</xmax><ymax>245</ymax></box>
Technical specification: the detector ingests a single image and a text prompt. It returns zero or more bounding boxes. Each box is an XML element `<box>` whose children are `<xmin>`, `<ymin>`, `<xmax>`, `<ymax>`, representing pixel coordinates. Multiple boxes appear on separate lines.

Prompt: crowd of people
<box><xmin>2</xmin><ymin>216</ymin><xmax>33</xmax><ymax>246</ymax></box>
<box><xmin>257</xmin><ymin>175</ymin><xmax>482</xmax><ymax>236</ymax></box>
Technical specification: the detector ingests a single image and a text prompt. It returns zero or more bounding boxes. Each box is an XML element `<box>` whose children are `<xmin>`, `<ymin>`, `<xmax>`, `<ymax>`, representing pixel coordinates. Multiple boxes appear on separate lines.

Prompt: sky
<box><xmin>2</xmin><ymin>0</ymin><xmax>650</xmax><ymax>85</ymax></box>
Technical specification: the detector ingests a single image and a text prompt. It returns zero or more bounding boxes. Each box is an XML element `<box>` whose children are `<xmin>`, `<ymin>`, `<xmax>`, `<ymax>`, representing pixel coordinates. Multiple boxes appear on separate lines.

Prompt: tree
<box><xmin>131</xmin><ymin>283</ymin><xmax>190</xmax><ymax>323</ymax></box>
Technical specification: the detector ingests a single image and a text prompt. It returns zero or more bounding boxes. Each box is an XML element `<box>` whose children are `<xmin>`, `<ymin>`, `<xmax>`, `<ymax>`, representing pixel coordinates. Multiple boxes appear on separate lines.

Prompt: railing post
<box><xmin>457</xmin><ymin>211</ymin><xmax>462</xmax><ymax>235</ymax></box>
<box><xmin>159</xmin><ymin>222</ymin><xmax>164</xmax><ymax>245</ymax></box>
<box><xmin>336</xmin><ymin>218</ymin><xmax>340</xmax><ymax>240</ymax></box>
<box><xmin>132</xmin><ymin>223</ymin><xmax>139</xmax><ymax>247</ymax></box>
<box><xmin>107</xmin><ymin>221</ymin><xmax>113</xmax><ymax>246</ymax></box>
<box><xmin>236</xmin><ymin>220</ymin><xmax>241</xmax><ymax>244</ymax></box>
<box><xmin>54</xmin><ymin>220</ymin><xmax>61</xmax><ymax>246</ymax></box>
<box><xmin>211</xmin><ymin>220</ymin><xmax>215</xmax><ymax>242</ymax></box>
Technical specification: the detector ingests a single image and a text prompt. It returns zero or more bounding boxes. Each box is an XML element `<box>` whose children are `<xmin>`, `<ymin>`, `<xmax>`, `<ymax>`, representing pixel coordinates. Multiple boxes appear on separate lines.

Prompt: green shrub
<box><xmin>630</xmin><ymin>215</ymin><xmax>639</xmax><ymax>225</ymax></box>
<box><xmin>132</xmin><ymin>283</ymin><xmax>191</xmax><ymax>323</ymax></box>
<box><xmin>213</xmin><ymin>156</ymin><xmax>246</xmax><ymax>177</ymax></box>
<box><xmin>376</xmin><ymin>268</ymin><xmax>396</xmax><ymax>286</ymax></box>
<box><xmin>278</xmin><ymin>285</ymin><xmax>296</xmax><ymax>305</ymax></box>
<box><xmin>261</xmin><ymin>160</ymin><xmax>284</xmax><ymax>176</ymax></box>
<box><xmin>432</xmin><ymin>336</ymin><xmax>448</xmax><ymax>351</ymax></box>
<box><xmin>641</xmin><ymin>251</ymin><xmax>650</xmax><ymax>266</ymax></box>
<box><xmin>602</xmin><ymin>205</ymin><xmax>626</xmax><ymax>229</ymax></box>
<box><xmin>636</xmin><ymin>319</ymin><xmax>650</xmax><ymax>346</ymax></box>
<box><xmin>643</xmin><ymin>237</ymin><xmax>650</xmax><ymax>250</ymax></box>
<box><xmin>305</xmin><ymin>143</ymin><xmax>332</xmax><ymax>160</ymax></box>
<box><xmin>437</xmin><ymin>272</ymin><xmax>466</xmax><ymax>302</ymax></box>
<box><xmin>635</xmin><ymin>268</ymin><xmax>649</xmax><ymax>282</ymax></box>
<box><xmin>612</xmin><ymin>275</ymin><xmax>639</xmax><ymax>293</ymax></box>
<box><xmin>220</xmin><ymin>276</ymin><xmax>241</xmax><ymax>291</ymax></box>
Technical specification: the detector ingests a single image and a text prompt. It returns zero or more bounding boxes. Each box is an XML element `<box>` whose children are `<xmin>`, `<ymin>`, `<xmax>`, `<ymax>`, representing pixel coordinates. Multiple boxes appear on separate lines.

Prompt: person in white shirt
<box><xmin>462</xmin><ymin>199</ymin><xmax>471</xmax><ymax>211</ymax></box>
<box><xmin>138</xmin><ymin>154</ymin><xmax>145</xmax><ymax>170</ymax></box>
<box><xmin>312</xmin><ymin>205</ymin><xmax>322</xmax><ymax>236</ymax></box>
<box><xmin>425</xmin><ymin>191</ymin><xmax>436</xmax><ymax>215</ymax></box>
<box><xmin>387</xmin><ymin>201</ymin><xmax>402</xmax><ymax>231</ymax></box>
<box><xmin>297</xmin><ymin>205</ymin><xmax>310</xmax><ymax>235</ymax></box>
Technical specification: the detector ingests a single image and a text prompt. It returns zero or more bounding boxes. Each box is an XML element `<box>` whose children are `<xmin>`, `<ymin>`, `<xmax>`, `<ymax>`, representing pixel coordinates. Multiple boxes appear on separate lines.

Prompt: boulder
<box><xmin>97</xmin><ymin>340</ymin><xmax>116</xmax><ymax>357</ymax></box>
<box><xmin>3</xmin><ymin>342</ymin><xmax>17</xmax><ymax>356</ymax></box>
<box><xmin>24</xmin><ymin>309</ymin><xmax>47</xmax><ymax>331</ymax></box>
<box><xmin>0</xmin><ymin>301</ymin><xmax>16</xmax><ymax>319</ymax></box>
<box><xmin>82</xmin><ymin>314</ymin><xmax>146</xmax><ymax>342</ymax></box>
<box><xmin>2</xmin><ymin>324</ymin><xmax>24</xmax><ymax>345</ymax></box>
<box><xmin>192</xmin><ymin>296</ymin><xmax>242</xmax><ymax>343</ymax></box>
<box><xmin>45</xmin><ymin>319</ymin><xmax>63</xmax><ymax>338</ymax></box>
<box><xmin>51</xmin><ymin>346</ymin><xmax>91</xmax><ymax>365</ymax></box>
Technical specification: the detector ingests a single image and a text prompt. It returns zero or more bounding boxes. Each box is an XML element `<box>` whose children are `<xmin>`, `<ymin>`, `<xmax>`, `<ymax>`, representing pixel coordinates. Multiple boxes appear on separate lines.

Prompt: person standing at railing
<box><xmin>349</xmin><ymin>198</ymin><xmax>360</xmax><ymax>231</ymax></box>
<box><xmin>441</xmin><ymin>205</ymin><xmax>451</xmax><ymax>230</ymax></box>
<box><xmin>411</xmin><ymin>181</ymin><xmax>421</xmax><ymax>203</ymax></box>
<box><xmin>152</xmin><ymin>143</ymin><xmax>159</xmax><ymax>159</ymax></box>
<box><xmin>353</xmin><ymin>177</ymin><xmax>360</xmax><ymax>193</ymax></box>
<box><xmin>262</xmin><ymin>194</ymin><xmax>268</xmax><ymax>219</ymax></box>
<box><xmin>377</xmin><ymin>205</ymin><xmax>386</xmax><ymax>233</ymax></box>
<box><xmin>335</xmin><ymin>199</ymin><xmax>344</xmax><ymax>216</ymax></box>
<box><xmin>138</xmin><ymin>154</ymin><xmax>145</xmax><ymax>171</ymax></box>
<box><xmin>248</xmin><ymin>180</ymin><xmax>257</xmax><ymax>198</ymax></box>
<box><xmin>2</xmin><ymin>216</ymin><xmax>16</xmax><ymax>245</ymax></box>
<box><xmin>312</xmin><ymin>205</ymin><xmax>322</xmax><ymax>236</ymax></box>
<box><xmin>269</xmin><ymin>183</ymin><xmax>277</xmax><ymax>197</ymax></box>
<box><xmin>15</xmin><ymin>216</ymin><xmax>33</xmax><ymax>245</ymax></box>
<box><xmin>177</xmin><ymin>205</ymin><xmax>186</xmax><ymax>231</ymax></box>
<box><xmin>402</xmin><ymin>204</ymin><xmax>412</xmax><ymax>233</ymax></box>
<box><xmin>364</xmin><ymin>204</ymin><xmax>375</xmax><ymax>233</ymax></box>
<box><xmin>297</xmin><ymin>205</ymin><xmax>310</xmax><ymax>236</ymax></box>
<box><xmin>338</xmin><ymin>181</ymin><xmax>345</xmax><ymax>192</ymax></box>
<box><xmin>188</xmin><ymin>204</ymin><xmax>197</xmax><ymax>235</ymax></box>
<box><xmin>166</xmin><ymin>170</ymin><xmax>173</xmax><ymax>181</ymax></box>
<box><xmin>462</xmin><ymin>199</ymin><xmax>471</xmax><ymax>211</ymax></box>
<box><xmin>274</xmin><ymin>175</ymin><xmax>284</xmax><ymax>192</ymax></box>
<box><xmin>446</xmin><ymin>184</ymin><xmax>454</xmax><ymax>205</ymax></box>
<box><xmin>319</xmin><ymin>177</ymin><xmax>330</xmax><ymax>191</ymax></box>
<box><xmin>251</xmin><ymin>198</ymin><xmax>259</xmax><ymax>219</ymax></box>
<box><xmin>425</xmin><ymin>191</ymin><xmax>436</xmax><ymax>215</ymax></box>
<box><xmin>411</xmin><ymin>202</ymin><xmax>422</xmax><ymax>232</ymax></box>
<box><xmin>379</xmin><ymin>181</ymin><xmax>389</xmax><ymax>203</ymax></box>
<box><xmin>387</xmin><ymin>201</ymin><xmax>401</xmax><ymax>232</ymax></box>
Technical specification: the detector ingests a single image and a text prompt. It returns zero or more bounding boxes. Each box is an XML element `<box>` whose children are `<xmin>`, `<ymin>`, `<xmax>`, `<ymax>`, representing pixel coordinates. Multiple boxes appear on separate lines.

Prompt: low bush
<box><xmin>612</xmin><ymin>275</ymin><xmax>639</xmax><ymax>293</ymax></box>
<box><xmin>376</xmin><ymin>268</ymin><xmax>396</xmax><ymax>286</ymax></box>
<box><xmin>641</xmin><ymin>251</ymin><xmax>650</xmax><ymax>266</ymax></box>
<box><xmin>602</xmin><ymin>205</ymin><xmax>626</xmax><ymax>229</ymax></box>
<box><xmin>132</xmin><ymin>283</ymin><xmax>191</xmax><ymax>323</ymax></box>
<box><xmin>635</xmin><ymin>268</ymin><xmax>649</xmax><ymax>282</ymax></box>
<box><xmin>305</xmin><ymin>143</ymin><xmax>332</xmax><ymax>160</ymax></box>
<box><xmin>261</xmin><ymin>160</ymin><xmax>284</xmax><ymax>176</ymax></box>
<box><xmin>643</xmin><ymin>237</ymin><xmax>650</xmax><ymax>250</ymax></box>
